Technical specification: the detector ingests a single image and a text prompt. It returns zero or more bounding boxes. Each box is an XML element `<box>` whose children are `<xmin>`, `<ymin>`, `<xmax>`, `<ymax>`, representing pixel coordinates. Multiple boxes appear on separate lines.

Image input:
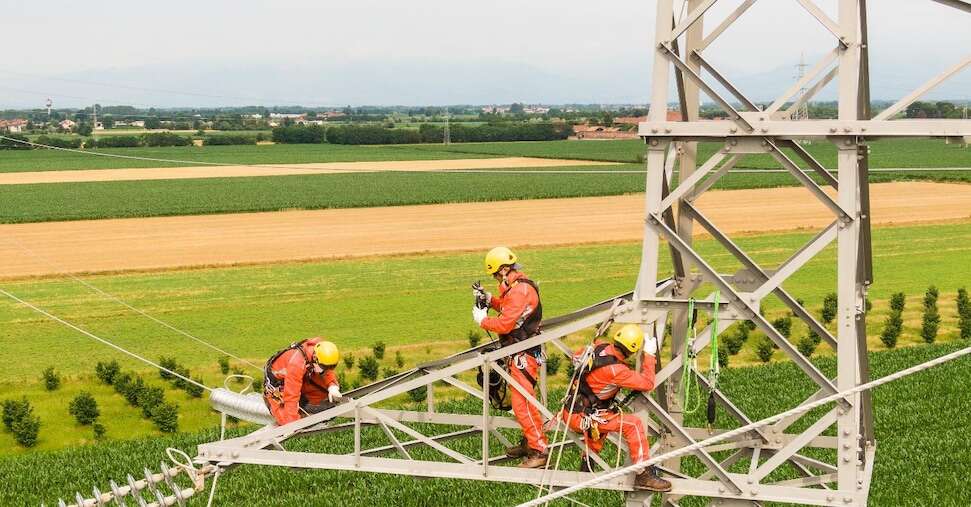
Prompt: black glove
<box><xmin>472</xmin><ymin>281</ymin><xmax>491</xmax><ymax>309</ymax></box>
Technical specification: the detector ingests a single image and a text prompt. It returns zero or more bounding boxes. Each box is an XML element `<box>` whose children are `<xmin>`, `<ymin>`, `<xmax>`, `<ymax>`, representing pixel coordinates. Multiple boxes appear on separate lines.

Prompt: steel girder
<box><xmin>196</xmin><ymin>2</ymin><xmax>967</xmax><ymax>506</ymax></box>
<box><xmin>630</xmin><ymin>1</ymin><xmax>968</xmax><ymax>506</ymax></box>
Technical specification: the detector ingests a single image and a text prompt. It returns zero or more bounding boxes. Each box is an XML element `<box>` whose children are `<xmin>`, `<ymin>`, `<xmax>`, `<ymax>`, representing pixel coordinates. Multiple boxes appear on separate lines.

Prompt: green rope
<box><xmin>680</xmin><ymin>299</ymin><xmax>702</xmax><ymax>414</ymax></box>
<box><xmin>708</xmin><ymin>291</ymin><xmax>721</xmax><ymax>389</ymax></box>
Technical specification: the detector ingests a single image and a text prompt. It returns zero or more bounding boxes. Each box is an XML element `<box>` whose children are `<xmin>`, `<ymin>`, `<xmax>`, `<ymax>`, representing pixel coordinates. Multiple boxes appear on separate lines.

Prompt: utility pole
<box><xmin>92</xmin><ymin>104</ymin><xmax>98</xmax><ymax>131</ymax></box>
<box><xmin>793</xmin><ymin>53</ymin><xmax>811</xmax><ymax>120</ymax></box>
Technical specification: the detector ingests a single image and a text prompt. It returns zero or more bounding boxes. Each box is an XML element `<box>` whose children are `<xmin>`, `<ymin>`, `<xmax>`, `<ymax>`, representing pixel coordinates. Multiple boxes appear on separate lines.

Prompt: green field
<box><xmin>413</xmin><ymin>138</ymin><xmax>971</xmax><ymax>169</ymax></box>
<box><xmin>1</xmin><ymin>138</ymin><xmax>968</xmax><ymax>174</ymax></box>
<box><xmin>0</xmin><ymin>143</ymin><xmax>496</xmax><ymax>173</ymax></box>
<box><xmin>1</xmin><ymin>138</ymin><xmax>968</xmax><ymax>224</ymax></box>
<box><xmin>2</xmin><ymin>221</ymin><xmax>968</xmax><ymax>453</ymax></box>
<box><xmin>3</xmin><ymin>165</ymin><xmax>971</xmax><ymax>224</ymax></box>
<box><xmin>2</xmin><ymin>340</ymin><xmax>968</xmax><ymax>506</ymax></box>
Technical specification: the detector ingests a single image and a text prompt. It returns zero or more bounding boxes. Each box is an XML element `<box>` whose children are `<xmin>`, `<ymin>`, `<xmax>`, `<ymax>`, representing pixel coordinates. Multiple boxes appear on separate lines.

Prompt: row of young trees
<box><xmin>272</xmin><ymin>122</ymin><xmax>573</xmax><ymax>145</ymax></box>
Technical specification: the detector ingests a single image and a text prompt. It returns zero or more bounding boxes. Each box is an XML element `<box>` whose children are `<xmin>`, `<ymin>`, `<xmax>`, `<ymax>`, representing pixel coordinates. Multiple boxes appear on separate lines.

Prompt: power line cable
<box><xmin>0</xmin><ymin>234</ymin><xmax>262</xmax><ymax>372</ymax></box>
<box><xmin>0</xmin><ymin>287</ymin><xmax>214</xmax><ymax>393</ymax></box>
<box><xmin>520</xmin><ymin>343</ymin><xmax>971</xmax><ymax>506</ymax></box>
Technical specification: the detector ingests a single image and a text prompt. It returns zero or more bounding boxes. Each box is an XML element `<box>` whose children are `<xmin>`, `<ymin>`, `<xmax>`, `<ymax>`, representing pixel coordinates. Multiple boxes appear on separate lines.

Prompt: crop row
<box><xmin>0</xmin><ymin>341</ymin><xmax>967</xmax><ymax>506</ymax></box>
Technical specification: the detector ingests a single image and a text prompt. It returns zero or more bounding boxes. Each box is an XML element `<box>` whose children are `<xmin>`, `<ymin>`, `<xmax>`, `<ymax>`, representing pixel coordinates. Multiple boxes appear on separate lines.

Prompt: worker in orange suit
<box><xmin>263</xmin><ymin>338</ymin><xmax>342</xmax><ymax>426</ymax></box>
<box><xmin>473</xmin><ymin>246</ymin><xmax>549</xmax><ymax>468</ymax></box>
<box><xmin>561</xmin><ymin>324</ymin><xmax>672</xmax><ymax>492</ymax></box>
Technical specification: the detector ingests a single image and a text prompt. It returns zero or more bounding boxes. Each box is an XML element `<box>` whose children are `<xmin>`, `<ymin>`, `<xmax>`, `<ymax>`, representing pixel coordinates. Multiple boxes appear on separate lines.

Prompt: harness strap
<box><xmin>569</xmin><ymin>343</ymin><xmax>623</xmax><ymax>414</ymax></box>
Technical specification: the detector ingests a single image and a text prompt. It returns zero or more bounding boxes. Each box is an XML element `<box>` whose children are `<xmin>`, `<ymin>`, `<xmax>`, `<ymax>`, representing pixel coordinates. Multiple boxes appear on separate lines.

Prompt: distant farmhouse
<box><xmin>0</xmin><ymin>118</ymin><xmax>28</xmax><ymax>133</ymax></box>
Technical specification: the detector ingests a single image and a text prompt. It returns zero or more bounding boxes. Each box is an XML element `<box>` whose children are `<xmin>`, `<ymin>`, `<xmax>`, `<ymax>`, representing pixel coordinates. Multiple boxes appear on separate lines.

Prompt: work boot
<box><xmin>633</xmin><ymin>466</ymin><xmax>672</xmax><ymax>492</ymax></box>
<box><xmin>505</xmin><ymin>438</ymin><xmax>529</xmax><ymax>458</ymax></box>
<box><xmin>579</xmin><ymin>455</ymin><xmax>594</xmax><ymax>473</ymax></box>
<box><xmin>519</xmin><ymin>450</ymin><xmax>550</xmax><ymax>469</ymax></box>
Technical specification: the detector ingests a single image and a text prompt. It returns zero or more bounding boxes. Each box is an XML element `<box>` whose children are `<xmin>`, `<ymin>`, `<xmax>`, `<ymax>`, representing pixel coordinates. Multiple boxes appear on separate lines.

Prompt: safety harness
<box><xmin>566</xmin><ymin>343</ymin><xmax>624</xmax><ymax>415</ymax></box>
<box><xmin>262</xmin><ymin>340</ymin><xmax>331</xmax><ymax>406</ymax></box>
<box><xmin>498</xmin><ymin>277</ymin><xmax>543</xmax><ymax>346</ymax></box>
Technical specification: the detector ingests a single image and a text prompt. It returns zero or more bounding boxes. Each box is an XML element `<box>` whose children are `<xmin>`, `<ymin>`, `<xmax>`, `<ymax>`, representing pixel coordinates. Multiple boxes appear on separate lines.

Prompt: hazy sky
<box><xmin>0</xmin><ymin>0</ymin><xmax>968</xmax><ymax>108</ymax></box>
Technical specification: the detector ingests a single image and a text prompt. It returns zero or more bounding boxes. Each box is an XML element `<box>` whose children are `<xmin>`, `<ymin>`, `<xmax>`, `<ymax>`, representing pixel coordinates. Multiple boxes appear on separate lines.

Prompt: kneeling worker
<box><xmin>562</xmin><ymin>324</ymin><xmax>672</xmax><ymax>492</ymax></box>
<box><xmin>263</xmin><ymin>338</ymin><xmax>343</xmax><ymax>426</ymax></box>
<box><xmin>473</xmin><ymin>246</ymin><xmax>549</xmax><ymax>468</ymax></box>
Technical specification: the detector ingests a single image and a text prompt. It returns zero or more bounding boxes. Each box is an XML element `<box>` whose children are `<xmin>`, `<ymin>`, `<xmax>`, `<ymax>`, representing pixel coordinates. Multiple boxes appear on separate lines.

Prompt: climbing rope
<box><xmin>534</xmin><ymin>345</ymin><xmax>594</xmax><ymax>500</ymax></box>
<box><xmin>521</xmin><ymin>343</ymin><xmax>971</xmax><ymax>507</ymax></box>
<box><xmin>679</xmin><ymin>299</ymin><xmax>702</xmax><ymax>414</ymax></box>
<box><xmin>706</xmin><ymin>291</ymin><xmax>722</xmax><ymax>430</ymax></box>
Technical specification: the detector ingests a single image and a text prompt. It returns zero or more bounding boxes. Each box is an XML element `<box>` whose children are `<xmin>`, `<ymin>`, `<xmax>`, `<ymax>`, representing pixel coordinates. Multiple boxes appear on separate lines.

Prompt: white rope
<box><xmin>534</xmin><ymin>346</ymin><xmax>593</xmax><ymax>498</ymax></box>
<box><xmin>0</xmin><ymin>287</ymin><xmax>214</xmax><ymax>392</ymax></box>
<box><xmin>206</xmin><ymin>467</ymin><xmax>222</xmax><ymax>507</ymax></box>
<box><xmin>1</xmin><ymin>234</ymin><xmax>262</xmax><ymax>372</ymax></box>
<box><xmin>519</xmin><ymin>344</ymin><xmax>971</xmax><ymax>507</ymax></box>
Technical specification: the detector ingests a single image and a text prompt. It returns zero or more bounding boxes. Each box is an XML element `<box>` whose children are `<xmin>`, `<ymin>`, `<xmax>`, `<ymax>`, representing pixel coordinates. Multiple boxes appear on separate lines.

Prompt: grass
<box><xmin>1</xmin><ymin>220</ymin><xmax>969</xmax><ymax>452</ymax></box>
<box><xmin>3</xmin><ymin>164</ymin><xmax>971</xmax><ymax>224</ymax></box>
<box><xmin>413</xmin><ymin>138</ymin><xmax>971</xmax><ymax>169</ymax></box>
<box><xmin>1</xmin><ymin>340</ymin><xmax>968</xmax><ymax>506</ymax></box>
<box><xmin>1</xmin><ymin>138</ymin><xmax>967</xmax><ymax>174</ymax></box>
<box><xmin>0</xmin><ymin>143</ymin><xmax>496</xmax><ymax>172</ymax></box>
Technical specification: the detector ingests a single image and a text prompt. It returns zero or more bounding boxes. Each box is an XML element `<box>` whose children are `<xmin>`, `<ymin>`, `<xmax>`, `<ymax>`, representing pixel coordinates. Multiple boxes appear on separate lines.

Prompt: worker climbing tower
<box><xmin>185</xmin><ymin>2</ymin><xmax>971</xmax><ymax>507</ymax></box>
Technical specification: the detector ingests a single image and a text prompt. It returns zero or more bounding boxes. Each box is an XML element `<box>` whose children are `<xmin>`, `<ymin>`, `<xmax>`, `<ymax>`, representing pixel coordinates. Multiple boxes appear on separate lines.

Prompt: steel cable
<box><xmin>0</xmin><ymin>287</ymin><xmax>214</xmax><ymax>393</ymax></box>
<box><xmin>1</xmin><ymin>234</ymin><xmax>262</xmax><ymax>372</ymax></box>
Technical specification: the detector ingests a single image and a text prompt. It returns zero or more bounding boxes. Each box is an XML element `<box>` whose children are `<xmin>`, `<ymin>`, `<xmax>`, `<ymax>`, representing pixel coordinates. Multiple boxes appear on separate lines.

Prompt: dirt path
<box><xmin>0</xmin><ymin>157</ymin><xmax>618</xmax><ymax>185</ymax></box>
<box><xmin>1</xmin><ymin>182</ymin><xmax>969</xmax><ymax>278</ymax></box>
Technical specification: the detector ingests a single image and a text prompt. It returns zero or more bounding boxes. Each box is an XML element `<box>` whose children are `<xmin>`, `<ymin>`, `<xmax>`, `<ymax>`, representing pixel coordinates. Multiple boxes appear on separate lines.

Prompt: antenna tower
<box><xmin>793</xmin><ymin>53</ymin><xmax>811</xmax><ymax>120</ymax></box>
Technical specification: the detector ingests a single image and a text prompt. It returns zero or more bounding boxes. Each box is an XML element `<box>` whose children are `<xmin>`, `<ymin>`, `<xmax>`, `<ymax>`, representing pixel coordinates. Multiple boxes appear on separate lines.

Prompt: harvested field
<box><xmin>0</xmin><ymin>157</ymin><xmax>617</xmax><ymax>185</ymax></box>
<box><xmin>1</xmin><ymin>182</ymin><xmax>969</xmax><ymax>278</ymax></box>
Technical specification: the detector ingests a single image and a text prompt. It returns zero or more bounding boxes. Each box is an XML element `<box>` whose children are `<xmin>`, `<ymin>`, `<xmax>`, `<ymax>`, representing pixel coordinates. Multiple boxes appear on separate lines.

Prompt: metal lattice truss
<box><xmin>198</xmin><ymin>1</ymin><xmax>970</xmax><ymax>506</ymax></box>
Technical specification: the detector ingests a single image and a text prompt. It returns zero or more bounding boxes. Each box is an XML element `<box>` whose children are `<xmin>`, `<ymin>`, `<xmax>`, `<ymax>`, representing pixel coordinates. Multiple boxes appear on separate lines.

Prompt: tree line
<box><xmin>272</xmin><ymin>122</ymin><xmax>573</xmax><ymax>145</ymax></box>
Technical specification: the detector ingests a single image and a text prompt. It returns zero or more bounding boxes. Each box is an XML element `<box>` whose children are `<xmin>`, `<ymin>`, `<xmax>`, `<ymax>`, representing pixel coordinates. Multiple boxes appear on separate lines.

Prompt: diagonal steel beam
<box><xmin>751</xmin><ymin>409</ymin><xmax>838</xmax><ymax>481</ymax></box>
<box><xmin>784</xmin><ymin>65</ymin><xmax>838</xmax><ymax>118</ymax></box>
<box><xmin>441</xmin><ymin>375</ymin><xmax>485</xmax><ymax>400</ymax></box>
<box><xmin>750</xmin><ymin>221</ymin><xmax>838</xmax><ymax>301</ymax></box>
<box><xmin>657</xmin><ymin>43</ymin><xmax>753</xmax><ymax>132</ymax></box>
<box><xmin>766</xmin><ymin>141</ymin><xmax>851</xmax><ymax>221</ymax></box>
<box><xmin>691</xmin><ymin>50</ymin><xmax>760</xmax><ymax>112</ymax></box>
<box><xmin>375</xmin><ymin>418</ymin><xmax>413</xmax><ymax>460</ymax></box>
<box><xmin>794</xmin><ymin>0</ymin><xmax>846</xmax><ymax>46</ymax></box>
<box><xmin>660</xmin><ymin>151</ymin><xmax>727</xmax><ymax>211</ymax></box>
<box><xmin>777</xmin><ymin>139</ymin><xmax>839</xmax><ymax>190</ymax></box>
<box><xmin>929</xmin><ymin>0</ymin><xmax>971</xmax><ymax>14</ymax></box>
<box><xmin>364</xmin><ymin>407</ymin><xmax>474</xmax><ymax>464</ymax></box>
<box><xmin>873</xmin><ymin>54</ymin><xmax>971</xmax><ymax>120</ymax></box>
<box><xmin>682</xmin><ymin>202</ymin><xmax>838</xmax><ymax>349</ymax></box>
<box><xmin>360</xmin><ymin>428</ymin><xmax>477</xmax><ymax>457</ymax></box>
<box><xmin>670</xmin><ymin>0</ymin><xmax>719</xmax><ymax>42</ymax></box>
<box><xmin>639</xmin><ymin>395</ymin><xmax>745</xmax><ymax>494</ymax></box>
<box><xmin>700</xmin><ymin>0</ymin><xmax>757</xmax><ymax>50</ymax></box>
<box><xmin>686</xmin><ymin>154</ymin><xmax>739</xmax><ymax>200</ymax></box>
<box><xmin>767</xmin><ymin>49</ymin><xmax>840</xmax><ymax>114</ymax></box>
<box><xmin>645</xmin><ymin>214</ymin><xmax>841</xmax><ymax>397</ymax></box>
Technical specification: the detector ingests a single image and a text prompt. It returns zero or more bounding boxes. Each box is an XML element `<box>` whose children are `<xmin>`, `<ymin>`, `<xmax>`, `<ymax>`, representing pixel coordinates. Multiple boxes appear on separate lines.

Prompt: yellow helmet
<box><xmin>613</xmin><ymin>325</ymin><xmax>644</xmax><ymax>355</ymax></box>
<box><xmin>314</xmin><ymin>341</ymin><xmax>340</xmax><ymax>367</ymax></box>
<box><xmin>484</xmin><ymin>246</ymin><xmax>518</xmax><ymax>275</ymax></box>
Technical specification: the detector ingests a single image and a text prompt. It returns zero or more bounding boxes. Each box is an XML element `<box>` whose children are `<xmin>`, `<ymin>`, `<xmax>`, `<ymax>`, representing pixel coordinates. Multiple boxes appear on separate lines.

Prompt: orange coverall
<box><xmin>480</xmin><ymin>270</ymin><xmax>548</xmax><ymax>453</ymax></box>
<box><xmin>263</xmin><ymin>338</ymin><xmax>339</xmax><ymax>425</ymax></box>
<box><xmin>561</xmin><ymin>343</ymin><xmax>657</xmax><ymax>464</ymax></box>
